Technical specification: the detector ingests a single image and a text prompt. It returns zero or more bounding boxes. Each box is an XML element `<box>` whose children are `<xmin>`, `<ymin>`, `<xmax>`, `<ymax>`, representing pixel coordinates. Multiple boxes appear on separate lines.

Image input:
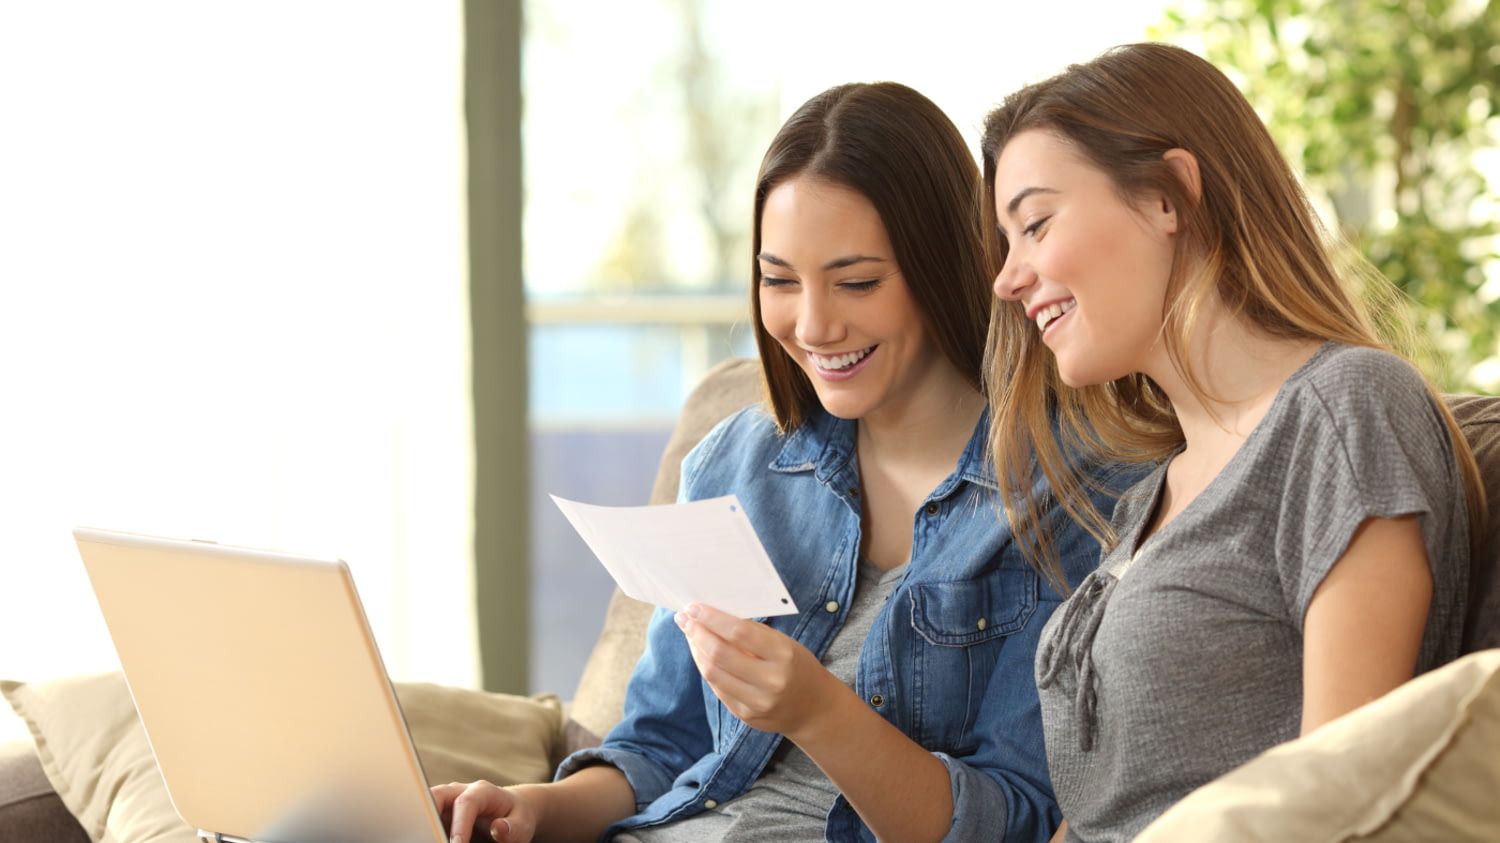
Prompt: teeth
<box><xmin>1036</xmin><ymin>299</ymin><xmax>1076</xmax><ymax>332</ymax></box>
<box><xmin>812</xmin><ymin>347</ymin><xmax>872</xmax><ymax>370</ymax></box>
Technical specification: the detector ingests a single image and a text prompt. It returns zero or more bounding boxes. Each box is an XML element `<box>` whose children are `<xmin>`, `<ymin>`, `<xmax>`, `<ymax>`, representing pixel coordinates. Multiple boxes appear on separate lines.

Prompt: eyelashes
<box><xmin>997</xmin><ymin>211</ymin><xmax>1052</xmax><ymax>245</ymax></box>
<box><xmin>758</xmin><ymin>276</ymin><xmax>883</xmax><ymax>292</ymax></box>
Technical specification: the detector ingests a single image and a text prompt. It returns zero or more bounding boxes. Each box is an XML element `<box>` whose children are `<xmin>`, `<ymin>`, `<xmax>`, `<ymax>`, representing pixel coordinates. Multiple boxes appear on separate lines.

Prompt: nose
<box><xmin>992</xmin><ymin>250</ymin><xmax>1035</xmax><ymax>302</ymax></box>
<box><xmin>795</xmin><ymin>288</ymin><xmax>844</xmax><ymax>348</ymax></box>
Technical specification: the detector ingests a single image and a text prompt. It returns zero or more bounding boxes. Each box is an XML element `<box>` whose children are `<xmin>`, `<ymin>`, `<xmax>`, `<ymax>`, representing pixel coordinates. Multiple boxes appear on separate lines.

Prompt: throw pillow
<box><xmin>1135</xmin><ymin>647</ymin><xmax>1500</xmax><ymax>842</ymax></box>
<box><xmin>1</xmin><ymin>671</ymin><xmax>563</xmax><ymax>843</ymax></box>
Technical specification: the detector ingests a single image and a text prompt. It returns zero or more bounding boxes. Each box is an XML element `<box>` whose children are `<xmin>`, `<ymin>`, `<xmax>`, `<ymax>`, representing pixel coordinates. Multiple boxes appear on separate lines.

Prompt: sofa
<box><xmin>2</xmin><ymin>356</ymin><xmax>1498</xmax><ymax>842</ymax></box>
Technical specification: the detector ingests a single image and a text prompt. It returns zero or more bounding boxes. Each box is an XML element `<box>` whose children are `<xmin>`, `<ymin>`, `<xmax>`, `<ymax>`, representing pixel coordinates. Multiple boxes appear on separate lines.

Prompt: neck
<box><xmin>1147</xmin><ymin>309</ymin><xmax>1321</xmax><ymax>450</ymax></box>
<box><xmin>857</xmin><ymin>382</ymin><xmax>984</xmax><ymax>469</ymax></box>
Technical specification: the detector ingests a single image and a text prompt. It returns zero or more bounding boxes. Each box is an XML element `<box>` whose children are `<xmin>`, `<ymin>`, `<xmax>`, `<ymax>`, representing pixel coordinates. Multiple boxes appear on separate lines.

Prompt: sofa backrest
<box><xmin>1450</xmin><ymin>394</ymin><xmax>1500</xmax><ymax>653</ymax></box>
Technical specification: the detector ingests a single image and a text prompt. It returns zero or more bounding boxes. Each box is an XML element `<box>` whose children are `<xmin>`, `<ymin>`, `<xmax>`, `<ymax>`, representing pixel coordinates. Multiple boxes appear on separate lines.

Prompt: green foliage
<box><xmin>1154</xmin><ymin>0</ymin><xmax>1500</xmax><ymax>391</ymax></box>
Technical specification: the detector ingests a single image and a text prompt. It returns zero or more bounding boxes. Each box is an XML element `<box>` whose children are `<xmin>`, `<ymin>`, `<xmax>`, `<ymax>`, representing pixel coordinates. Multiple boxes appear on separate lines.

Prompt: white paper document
<box><xmin>550</xmin><ymin>493</ymin><xmax>798</xmax><ymax>618</ymax></box>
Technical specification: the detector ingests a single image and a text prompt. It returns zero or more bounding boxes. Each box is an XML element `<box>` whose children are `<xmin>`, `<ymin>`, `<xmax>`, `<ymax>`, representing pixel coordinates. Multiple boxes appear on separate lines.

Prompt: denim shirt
<box><xmin>558</xmin><ymin>404</ymin><xmax>1113</xmax><ymax>842</ymax></box>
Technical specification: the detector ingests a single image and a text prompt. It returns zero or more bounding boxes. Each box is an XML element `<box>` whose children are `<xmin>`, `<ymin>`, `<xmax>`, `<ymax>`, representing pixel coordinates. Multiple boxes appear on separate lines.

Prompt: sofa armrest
<box><xmin>0</xmin><ymin>740</ymin><xmax>90</xmax><ymax>843</ymax></box>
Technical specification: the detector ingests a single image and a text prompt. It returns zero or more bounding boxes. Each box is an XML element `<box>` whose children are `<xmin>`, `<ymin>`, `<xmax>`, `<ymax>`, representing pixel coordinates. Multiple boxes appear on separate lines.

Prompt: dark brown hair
<box><xmin>752</xmin><ymin>82</ymin><xmax>992</xmax><ymax>431</ymax></box>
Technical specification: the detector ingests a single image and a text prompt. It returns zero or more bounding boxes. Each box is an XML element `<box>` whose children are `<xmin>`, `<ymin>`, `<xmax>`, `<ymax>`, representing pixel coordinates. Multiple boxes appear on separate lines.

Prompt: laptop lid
<box><xmin>73</xmin><ymin>526</ymin><xmax>447</xmax><ymax>843</ymax></box>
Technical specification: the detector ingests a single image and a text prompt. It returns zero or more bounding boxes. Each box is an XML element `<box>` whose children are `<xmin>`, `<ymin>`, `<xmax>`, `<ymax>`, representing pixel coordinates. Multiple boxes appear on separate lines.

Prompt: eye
<box><xmin>838</xmin><ymin>279</ymin><xmax>881</xmax><ymax>292</ymax></box>
<box><xmin>759</xmin><ymin>274</ymin><xmax>796</xmax><ymax>288</ymax></box>
<box><xmin>1022</xmin><ymin>215</ymin><xmax>1051</xmax><ymax>239</ymax></box>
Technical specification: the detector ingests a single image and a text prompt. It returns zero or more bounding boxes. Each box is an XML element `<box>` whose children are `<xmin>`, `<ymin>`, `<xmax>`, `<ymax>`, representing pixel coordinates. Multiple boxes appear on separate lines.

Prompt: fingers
<box><xmin>676</xmin><ymin>604</ymin><xmax>775</xmax><ymax>664</ymax></box>
<box><xmin>677</xmin><ymin>604</ymin><xmax>759</xmax><ymax>646</ymax></box>
<box><xmin>429</xmin><ymin>781</ymin><xmax>515</xmax><ymax>843</ymax></box>
<box><xmin>676</xmin><ymin>607</ymin><xmax>760</xmax><ymax>686</ymax></box>
<box><xmin>431</xmin><ymin>782</ymin><xmax>463</xmax><ymax>834</ymax></box>
<box><xmin>676</xmin><ymin>604</ymin><xmax>821</xmax><ymax>725</ymax></box>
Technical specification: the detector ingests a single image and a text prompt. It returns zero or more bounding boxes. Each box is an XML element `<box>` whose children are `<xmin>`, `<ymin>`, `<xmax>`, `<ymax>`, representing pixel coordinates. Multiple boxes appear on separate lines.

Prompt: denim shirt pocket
<box><xmin>902</xmin><ymin>568</ymin><xmax>1039</xmax><ymax>750</ymax></box>
<box><xmin>908</xmin><ymin>567</ymin><xmax>1037</xmax><ymax>645</ymax></box>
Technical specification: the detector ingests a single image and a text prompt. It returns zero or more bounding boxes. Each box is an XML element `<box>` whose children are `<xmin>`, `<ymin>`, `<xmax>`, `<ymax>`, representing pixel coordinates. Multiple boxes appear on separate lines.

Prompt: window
<box><xmin>0</xmin><ymin>3</ymin><xmax>471</xmax><ymax>741</ymax></box>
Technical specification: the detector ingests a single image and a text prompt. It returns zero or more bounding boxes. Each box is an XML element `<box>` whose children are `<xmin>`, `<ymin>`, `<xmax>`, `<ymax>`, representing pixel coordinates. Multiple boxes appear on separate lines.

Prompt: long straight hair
<box><xmin>979</xmin><ymin>43</ymin><xmax>1486</xmax><ymax>587</ymax></box>
<box><xmin>752</xmin><ymin>82</ymin><xmax>992</xmax><ymax>431</ymax></box>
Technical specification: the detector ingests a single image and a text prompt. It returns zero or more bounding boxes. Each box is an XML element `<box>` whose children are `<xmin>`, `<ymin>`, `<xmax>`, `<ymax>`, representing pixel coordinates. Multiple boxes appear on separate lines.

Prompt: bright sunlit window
<box><xmin>0</xmin><ymin>3</ymin><xmax>472</xmax><ymax>741</ymax></box>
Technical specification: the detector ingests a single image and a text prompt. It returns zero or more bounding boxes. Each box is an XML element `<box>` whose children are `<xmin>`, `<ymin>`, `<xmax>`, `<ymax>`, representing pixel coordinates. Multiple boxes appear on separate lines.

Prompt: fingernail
<box><xmin>674</xmin><ymin>612</ymin><xmax>688</xmax><ymax>628</ymax></box>
<box><xmin>685</xmin><ymin>603</ymin><xmax>702</xmax><ymax>618</ymax></box>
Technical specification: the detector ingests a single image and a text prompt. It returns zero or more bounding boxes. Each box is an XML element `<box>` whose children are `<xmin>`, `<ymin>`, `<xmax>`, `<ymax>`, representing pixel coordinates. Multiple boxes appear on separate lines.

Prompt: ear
<box><xmin>1151</xmin><ymin>148</ymin><xmax>1201</xmax><ymax>235</ymax></box>
<box><xmin>1163</xmin><ymin>148</ymin><xmax>1201</xmax><ymax>200</ymax></box>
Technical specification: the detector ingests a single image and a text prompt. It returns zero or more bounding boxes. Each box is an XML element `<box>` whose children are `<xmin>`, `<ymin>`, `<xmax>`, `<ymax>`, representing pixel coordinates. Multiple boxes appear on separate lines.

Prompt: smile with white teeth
<box><xmin>1035</xmin><ymin>299</ymin><xmax>1076</xmax><ymax>332</ymax></box>
<box><xmin>810</xmin><ymin>346</ymin><xmax>873</xmax><ymax>371</ymax></box>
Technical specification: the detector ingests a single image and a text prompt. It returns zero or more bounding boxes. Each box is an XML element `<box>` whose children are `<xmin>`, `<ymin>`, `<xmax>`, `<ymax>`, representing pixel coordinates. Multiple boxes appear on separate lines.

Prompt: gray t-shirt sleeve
<box><xmin>1271</xmin><ymin>346</ymin><xmax>1467</xmax><ymax>626</ymax></box>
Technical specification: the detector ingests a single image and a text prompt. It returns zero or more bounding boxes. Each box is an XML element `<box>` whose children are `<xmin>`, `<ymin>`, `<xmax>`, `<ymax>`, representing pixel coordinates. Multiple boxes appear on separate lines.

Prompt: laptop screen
<box><xmin>75</xmin><ymin>527</ymin><xmax>447</xmax><ymax>843</ymax></box>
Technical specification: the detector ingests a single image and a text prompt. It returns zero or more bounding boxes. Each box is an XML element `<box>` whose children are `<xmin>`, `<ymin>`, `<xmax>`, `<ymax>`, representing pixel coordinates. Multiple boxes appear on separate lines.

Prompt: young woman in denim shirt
<box><xmin>435</xmin><ymin>81</ymin><xmax>1118</xmax><ymax>843</ymax></box>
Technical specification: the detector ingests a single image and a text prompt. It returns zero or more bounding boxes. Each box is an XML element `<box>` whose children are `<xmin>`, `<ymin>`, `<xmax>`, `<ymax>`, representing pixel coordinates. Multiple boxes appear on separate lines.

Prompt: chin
<box><xmin>1054</xmin><ymin>358</ymin><xmax>1121</xmax><ymax>389</ymax></box>
<box><xmin>814</xmin><ymin>395</ymin><xmax>867</xmax><ymax>421</ymax></box>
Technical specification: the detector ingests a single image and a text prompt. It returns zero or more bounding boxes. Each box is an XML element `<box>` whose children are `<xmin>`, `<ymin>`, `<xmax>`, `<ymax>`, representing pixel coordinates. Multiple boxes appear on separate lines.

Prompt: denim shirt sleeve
<box><xmin>552</xmin><ymin>413</ymin><xmax>751</xmax><ymax>808</ymax></box>
<box><xmin>947</xmin><ymin>470</ymin><xmax>1130</xmax><ymax>841</ymax></box>
<box><xmin>934</xmin><ymin>580</ymin><xmax>1063</xmax><ymax>843</ymax></box>
<box><xmin>822</xmin><ymin>611</ymin><xmax>1061</xmax><ymax>843</ymax></box>
<box><xmin>822</xmin><ymin>552</ymin><xmax>1069</xmax><ymax>843</ymax></box>
<box><xmin>889</xmin><ymin>459</ymin><xmax>1133</xmax><ymax>842</ymax></box>
<box><xmin>555</xmin><ymin>604</ymin><xmax>710</xmax><ymax>809</ymax></box>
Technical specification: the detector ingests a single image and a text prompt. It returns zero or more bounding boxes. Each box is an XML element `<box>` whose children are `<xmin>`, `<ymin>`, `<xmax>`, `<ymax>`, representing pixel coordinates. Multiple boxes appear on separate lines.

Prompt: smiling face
<box><xmin>757</xmin><ymin>176</ymin><xmax>955</xmax><ymax>424</ymax></box>
<box><xmin>991</xmin><ymin>129</ymin><xmax>1182</xmax><ymax>387</ymax></box>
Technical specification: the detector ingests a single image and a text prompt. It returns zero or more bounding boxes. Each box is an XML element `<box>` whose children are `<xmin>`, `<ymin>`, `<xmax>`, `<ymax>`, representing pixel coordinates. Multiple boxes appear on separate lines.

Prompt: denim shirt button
<box><xmin>848</xmin><ymin>486</ymin><xmax>861</xmax><ymax>498</ymax></box>
<box><xmin>824</xmin><ymin>600</ymin><xmax>840</xmax><ymax>613</ymax></box>
<box><xmin>869</xmin><ymin>693</ymin><xmax>885</xmax><ymax>707</ymax></box>
<box><xmin>924</xmin><ymin>502</ymin><xmax>939</xmax><ymax>515</ymax></box>
<box><xmin>976</xmin><ymin>617</ymin><xmax>988</xmax><ymax>631</ymax></box>
<box><xmin>704</xmin><ymin>799</ymin><xmax>719</xmax><ymax>809</ymax></box>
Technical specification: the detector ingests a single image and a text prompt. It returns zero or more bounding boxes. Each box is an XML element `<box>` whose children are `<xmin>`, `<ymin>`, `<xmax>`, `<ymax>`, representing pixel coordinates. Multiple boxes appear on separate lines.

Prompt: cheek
<box><xmin>758</xmin><ymin>291</ymin><xmax>795</xmax><ymax>341</ymax></box>
<box><xmin>1029</xmin><ymin>238</ymin><xmax>1086</xmax><ymax>294</ymax></box>
<box><xmin>1040</xmin><ymin>216</ymin><xmax>1148</xmax><ymax>302</ymax></box>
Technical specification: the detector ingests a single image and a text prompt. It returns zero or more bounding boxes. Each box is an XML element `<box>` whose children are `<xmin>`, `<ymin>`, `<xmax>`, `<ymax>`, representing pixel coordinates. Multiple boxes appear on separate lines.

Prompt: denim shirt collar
<box><xmin>767</xmin><ymin>405</ymin><xmax>997</xmax><ymax>496</ymax></box>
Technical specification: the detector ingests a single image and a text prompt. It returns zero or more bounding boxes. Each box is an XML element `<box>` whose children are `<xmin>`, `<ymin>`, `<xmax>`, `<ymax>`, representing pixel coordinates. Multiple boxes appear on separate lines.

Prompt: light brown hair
<box><xmin>979</xmin><ymin>42</ymin><xmax>1486</xmax><ymax>587</ymax></box>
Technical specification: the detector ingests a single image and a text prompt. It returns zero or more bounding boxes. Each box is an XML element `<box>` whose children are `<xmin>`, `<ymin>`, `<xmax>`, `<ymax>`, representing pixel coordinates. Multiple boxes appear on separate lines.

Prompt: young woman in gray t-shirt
<box><xmin>978</xmin><ymin>43</ymin><xmax>1486</xmax><ymax>843</ymax></box>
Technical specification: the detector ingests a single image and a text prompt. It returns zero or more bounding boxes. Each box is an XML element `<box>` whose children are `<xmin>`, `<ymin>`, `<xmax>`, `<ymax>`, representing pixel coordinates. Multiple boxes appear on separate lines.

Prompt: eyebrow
<box><xmin>757</xmin><ymin>252</ymin><xmax>889</xmax><ymax>272</ymax></box>
<box><xmin>1005</xmin><ymin>186</ymin><xmax>1060</xmax><ymax>219</ymax></box>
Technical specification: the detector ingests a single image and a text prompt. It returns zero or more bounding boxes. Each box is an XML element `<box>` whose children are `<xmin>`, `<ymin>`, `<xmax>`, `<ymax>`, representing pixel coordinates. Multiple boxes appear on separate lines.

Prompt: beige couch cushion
<box><xmin>1135</xmin><ymin>647</ymin><xmax>1500</xmax><ymax>842</ymax></box>
<box><xmin>1</xmin><ymin>671</ymin><xmax>562</xmax><ymax>843</ymax></box>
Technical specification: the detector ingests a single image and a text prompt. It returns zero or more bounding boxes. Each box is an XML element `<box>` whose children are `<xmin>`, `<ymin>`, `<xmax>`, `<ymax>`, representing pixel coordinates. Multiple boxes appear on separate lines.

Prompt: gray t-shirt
<box><xmin>1037</xmin><ymin>342</ymin><xmax>1470</xmax><ymax>843</ymax></box>
<box><xmin>618</xmin><ymin>559</ymin><xmax>908</xmax><ymax>843</ymax></box>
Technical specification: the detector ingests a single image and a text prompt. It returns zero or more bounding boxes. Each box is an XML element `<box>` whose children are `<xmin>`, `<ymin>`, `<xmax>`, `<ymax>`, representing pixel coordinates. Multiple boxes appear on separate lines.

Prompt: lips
<box><xmin>810</xmin><ymin>346</ymin><xmax>873</xmax><ymax>371</ymax></box>
<box><xmin>807</xmin><ymin>345</ymin><xmax>876</xmax><ymax>379</ymax></box>
<box><xmin>1033</xmin><ymin>299</ymin><xmax>1076</xmax><ymax>333</ymax></box>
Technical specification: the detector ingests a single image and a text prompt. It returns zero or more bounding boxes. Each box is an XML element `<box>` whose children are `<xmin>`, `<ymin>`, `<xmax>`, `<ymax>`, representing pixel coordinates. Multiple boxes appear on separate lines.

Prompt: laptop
<box><xmin>74</xmin><ymin>526</ymin><xmax>449</xmax><ymax>843</ymax></box>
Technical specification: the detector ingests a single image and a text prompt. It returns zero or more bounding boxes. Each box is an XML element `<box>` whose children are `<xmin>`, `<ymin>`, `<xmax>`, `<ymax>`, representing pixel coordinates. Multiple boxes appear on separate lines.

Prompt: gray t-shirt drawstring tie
<box><xmin>1037</xmin><ymin>569</ymin><xmax>1115</xmax><ymax>752</ymax></box>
